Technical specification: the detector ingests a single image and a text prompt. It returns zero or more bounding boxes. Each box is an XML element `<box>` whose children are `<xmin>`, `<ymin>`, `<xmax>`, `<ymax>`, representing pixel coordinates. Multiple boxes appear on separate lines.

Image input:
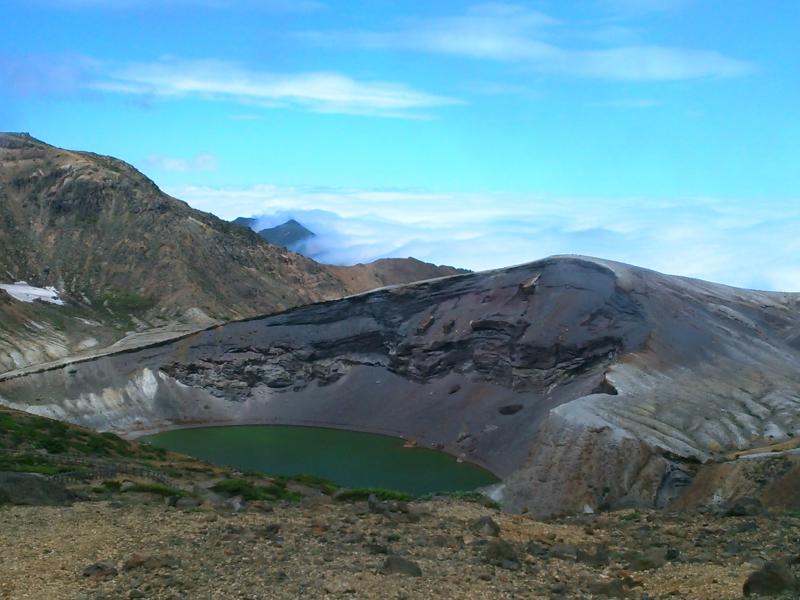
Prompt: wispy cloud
<box><xmin>171</xmin><ymin>183</ymin><xmax>800</xmax><ymax>292</ymax></box>
<box><xmin>143</xmin><ymin>152</ymin><xmax>217</xmax><ymax>172</ymax></box>
<box><xmin>1</xmin><ymin>53</ymin><xmax>458</xmax><ymax>118</ymax></box>
<box><xmin>89</xmin><ymin>57</ymin><xmax>460</xmax><ymax>118</ymax></box>
<box><xmin>302</xmin><ymin>3</ymin><xmax>753</xmax><ymax>82</ymax></box>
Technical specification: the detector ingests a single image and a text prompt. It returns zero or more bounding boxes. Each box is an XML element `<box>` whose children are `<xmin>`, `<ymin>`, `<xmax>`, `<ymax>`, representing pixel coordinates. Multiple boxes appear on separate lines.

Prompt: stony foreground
<box><xmin>1</xmin><ymin>493</ymin><xmax>798</xmax><ymax>600</ymax></box>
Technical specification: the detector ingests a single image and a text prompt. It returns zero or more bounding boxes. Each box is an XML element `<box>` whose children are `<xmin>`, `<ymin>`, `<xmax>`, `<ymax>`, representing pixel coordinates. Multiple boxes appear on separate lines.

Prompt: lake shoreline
<box><xmin>139</xmin><ymin>422</ymin><xmax>500</xmax><ymax>495</ymax></box>
<box><xmin>124</xmin><ymin>417</ymin><xmax>501</xmax><ymax>477</ymax></box>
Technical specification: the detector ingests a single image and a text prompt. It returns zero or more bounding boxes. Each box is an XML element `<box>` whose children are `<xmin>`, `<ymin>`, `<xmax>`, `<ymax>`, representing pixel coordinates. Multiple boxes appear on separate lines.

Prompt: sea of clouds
<box><xmin>172</xmin><ymin>184</ymin><xmax>800</xmax><ymax>292</ymax></box>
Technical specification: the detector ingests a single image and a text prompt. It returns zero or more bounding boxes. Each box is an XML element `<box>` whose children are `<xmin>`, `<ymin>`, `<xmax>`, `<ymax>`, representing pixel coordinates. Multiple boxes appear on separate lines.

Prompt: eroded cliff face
<box><xmin>2</xmin><ymin>256</ymin><xmax>800</xmax><ymax>516</ymax></box>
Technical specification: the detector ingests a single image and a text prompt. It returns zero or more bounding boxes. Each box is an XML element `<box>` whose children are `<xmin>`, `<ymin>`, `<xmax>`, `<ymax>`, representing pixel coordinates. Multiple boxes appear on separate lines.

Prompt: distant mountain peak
<box><xmin>231</xmin><ymin>216</ymin><xmax>315</xmax><ymax>250</ymax></box>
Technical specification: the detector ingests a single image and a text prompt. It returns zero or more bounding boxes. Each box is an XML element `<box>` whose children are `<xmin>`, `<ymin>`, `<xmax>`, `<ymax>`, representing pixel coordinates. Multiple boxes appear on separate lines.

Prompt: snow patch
<box><xmin>0</xmin><ymin>281</ymin><xmax>64</xmax><ymax>305</ymax></box>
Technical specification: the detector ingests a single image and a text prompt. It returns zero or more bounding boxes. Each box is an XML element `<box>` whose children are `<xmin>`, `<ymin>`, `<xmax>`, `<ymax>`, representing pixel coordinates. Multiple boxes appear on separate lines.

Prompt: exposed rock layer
<box><xmin>2</xmin><ymin>256</ymin><xmax>800</xmax><ymax>515</ymax></box>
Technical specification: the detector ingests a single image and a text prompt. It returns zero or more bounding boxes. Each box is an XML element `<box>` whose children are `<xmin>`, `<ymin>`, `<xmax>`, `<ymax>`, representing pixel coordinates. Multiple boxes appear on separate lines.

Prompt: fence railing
<box><xmin>0</xmin><ymin>449</ymin><xmax>177</xmax><ymax>487</ymax></box>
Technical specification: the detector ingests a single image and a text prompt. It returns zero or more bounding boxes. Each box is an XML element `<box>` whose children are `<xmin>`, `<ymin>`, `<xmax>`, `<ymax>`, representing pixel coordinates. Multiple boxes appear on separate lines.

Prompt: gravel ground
<box><xmin>2</xmin><ymin>493</ymin><xmax>795</xmax><ymax>600</ymax></box>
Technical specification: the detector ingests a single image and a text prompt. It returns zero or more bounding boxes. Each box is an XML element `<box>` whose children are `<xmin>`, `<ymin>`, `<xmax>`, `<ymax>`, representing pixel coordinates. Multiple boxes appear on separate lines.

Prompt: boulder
<box><xmin>483</xmin><ymin>539</ymin><xmax>520</xmax><ymax>569</ymax></box>
<box><xmin>0</xmin><ymin>472</ymin><xmax>72</xmax><ymax>506</ymax></box>
<box><xmin>380</xmin><ymin>555</ymin><xmax>422</xmax><ymax>577</ymax></box>
<box><xmin>82</xmin><ymin>560</ymin><xmax>118</xmax><ymax>578</ymax></box>
<box><xmin>469</xmin><ymin>516</ymin><xmax>500</xmax><ymax>537</ymax></box>
<box><xmin>743</xmin><ymin>561</ymin><xmax>797</xmax><ymax>596</ymax></box>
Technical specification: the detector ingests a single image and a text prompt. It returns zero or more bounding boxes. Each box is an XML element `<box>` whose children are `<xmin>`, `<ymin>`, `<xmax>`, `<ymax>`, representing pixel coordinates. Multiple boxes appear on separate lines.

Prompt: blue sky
<box><xmin>2</xmin><ymin>1</ymin><xmax>800</xmax><ymax>289</ymax></box>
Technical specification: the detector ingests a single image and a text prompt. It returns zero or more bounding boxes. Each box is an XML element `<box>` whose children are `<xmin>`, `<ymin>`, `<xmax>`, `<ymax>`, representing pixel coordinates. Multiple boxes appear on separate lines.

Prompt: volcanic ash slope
<box><xmin>2</xmin><ymin>255</ymin><xmax>800</xmax><ymax>516</ymax></box>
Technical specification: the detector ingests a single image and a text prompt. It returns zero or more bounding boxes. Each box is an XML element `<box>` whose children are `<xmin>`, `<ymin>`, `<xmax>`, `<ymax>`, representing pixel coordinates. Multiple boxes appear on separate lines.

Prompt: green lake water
<box><xmin>142</xmin><ymin>425</ymin><xmax>498</xmax><ymax>495</ymax></box>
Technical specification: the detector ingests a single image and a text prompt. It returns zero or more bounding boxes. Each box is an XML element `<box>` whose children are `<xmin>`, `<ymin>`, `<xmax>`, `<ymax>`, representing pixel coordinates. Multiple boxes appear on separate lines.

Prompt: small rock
<box><xmin>380</xmin><ymin>555</ymin><xmax>422</xmax><ymax>577</ymax></box>
<box><xmin>526</xmin><ymin>541</ymin><xmax>549</xmax><ymax>557</ymax></box>
<box><xmin>342</xmin><ymin>532</ymin><xmax>366</xmax><ymax>544</ymax></box>
<box><xmin>249</xmin><ymin>500</ymin><xmax>274</xmax><ymax>513</ymax></box>
<box><xmin>82</xmin><ymin>560</ymin><xmax>118</xmax><ymax>578</ymax></box>
<box><xmin>123</xmin><ymin>554</ymin><xmax>179</xmax><ymax>571</ymax></box>
<box><xmin>129</xmin><ymin>591</ymin><xmax>146</xmax><ymax>599</ymax></box>
<box><xmin>577</xmin><ymin>546</ymin><xmax>609</xmax><ymax>567</ymax></box>
<box><xmin>549</xmin><ymin>543</ymin><xmax>578</xmax><ymax>560</ymax></box>
<box><xmin>175</xmin><ymin>496</ymin><xmax>202</xmax><ymax>509</ymax></box>
<box><xmin>225</xmin><ymin>495</ymin><xmax>246</xmax><ymax>512</ymax></box>
<box><xmin>368</xmin><ymin>494</ymin><xmax>391</xmax><ymax>515</ymax></box>
<box><xmin>628</xmin><ymin>547</ymin><xmax>668</xmax><ymax>571</ymax></box>
<box><xmin>743</xmin><ymin>560</ymin><xmax>797</xmax><ymax>596</ymax></box>
<box><xmin>254</xmin><ymin>523</ymin><xmax>281</xmax><ymax>540</ymax></box>
<box><xmin>470</xmin><ymin>516</ymin><xmax>500</xmax><ymax>537</ymax></box>
<box><xmin>323</xmin><ymin>578</ymin><xmax>356</xmax><ymax>594</ymax></box>
<box><xmin>365</xmin><ymin>543</ymin><xmax>390</xmax><ymax>555</ymax></box>
<box><xmin>588</xmin><ymin>579</ymin><xmax>626</xmax><ymax>598</ymax></box>
<box><xmin>725</xmin><ymin>497</ymin><xmax>764</xmax><ymax>517</ymax></box>
<box><xmin>484</xmin><ymin>539</ymin><xmax>519</xmax><ymax>566</ymax></box>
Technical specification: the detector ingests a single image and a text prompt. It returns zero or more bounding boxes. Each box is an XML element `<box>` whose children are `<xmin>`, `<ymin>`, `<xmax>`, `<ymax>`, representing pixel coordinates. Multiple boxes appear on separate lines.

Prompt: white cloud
<box><xmin>89</xmin><ymin>57</ymin><xmax>460</xmax><ymax>118</ymax></box>
<box><xmin>170</xmin><ymin>184</ymin><xmax>800</xmax><ymax>292</ymax></box>
<box><xmin>144</xmin><ymin>152</ymin><xmax>217</xmax><ymax>172</ymax></box>
<box><xmin>303</xmin><ymin>3</ymin><xmax>753</xmax><ymax>82</ymax></box>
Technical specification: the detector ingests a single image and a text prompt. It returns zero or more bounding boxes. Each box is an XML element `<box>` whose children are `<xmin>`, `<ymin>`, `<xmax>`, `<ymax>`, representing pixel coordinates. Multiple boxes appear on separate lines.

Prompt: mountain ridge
<box><xmin>0</xmin><ymin>132</ymin><xmax>462</xmax><ymax>371</ymax></box>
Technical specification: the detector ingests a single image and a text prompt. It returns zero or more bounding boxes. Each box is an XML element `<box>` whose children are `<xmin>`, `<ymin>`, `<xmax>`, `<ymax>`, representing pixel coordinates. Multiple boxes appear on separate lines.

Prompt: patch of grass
<box><xmin>124</xmin><ymin>482</ymin><xmax>185</xmax><ymax>497</ymax></box>
<box><xmin>140</xmin><ymin>444</ymin><xmax>168</xmax><ymax>459</ymax></box>
<box><xmin>211</xmin><ymin>478</ymin><xmax>302</xmax><ymax>502</ymax></box>
<box><xmin>0</xmin><ymin>408</ymin><xmax>142</xmax><ymax>460</ymax></box>
<box><xmin>619</xmin><ymin>510</ymin><xmax>641</xmax><ymax>522</ymax></box>
<box><xmin>334</xmin><ymin>488</ymin><xmax>413</xmax><ymax>503</ymax></box>
<box><xmin>276</xmin><ymin>474</ymin><xmax>339</xmax><ymax>495</ymax></box>
<box><xmin>99</xmin><ymin>291</ymin><xmax>155</xmax><ymax>314</ymax></box>
<box><xmin>0</xmin><ymin>454</ymin><xmax>68</xmax><ymax>475</ymax></box>
<box><xmin>101</xmin><ymin>480</ymin><xmax>122</xmax><ymax>492</ymax></box>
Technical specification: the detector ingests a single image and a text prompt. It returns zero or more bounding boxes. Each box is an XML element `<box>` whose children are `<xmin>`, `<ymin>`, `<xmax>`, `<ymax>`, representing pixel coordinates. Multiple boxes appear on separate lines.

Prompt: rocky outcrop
<box><xmin>0</xmin><ymin>472</ymin><xmax>73</xmax><ymax>506</ymax></box>
<box><xmin>2</xmin><ymin>255</ymin><xmax>800</xmax><ymax>516</ymax></box>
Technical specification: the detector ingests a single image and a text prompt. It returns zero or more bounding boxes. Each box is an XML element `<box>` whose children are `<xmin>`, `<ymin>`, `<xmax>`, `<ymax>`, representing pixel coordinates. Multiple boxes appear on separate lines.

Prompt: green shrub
<box><xmin>0</xmin><ymin>454</ymin><xmax>61</xmax><ymax>475</ymax></box>
<box><xmin>0</xmin><ymin>413</ymin><xmax>15</xmax><ymax>432</ymax></box>
<box><xmin>211</xmin><ymin>478</ymin><xmax>301</xmax><ymax>502</ymax></box>
<box><xmin>39</xmin><ymin>437</ymin><xmax>68</xmax><ymax>454</ymax></box>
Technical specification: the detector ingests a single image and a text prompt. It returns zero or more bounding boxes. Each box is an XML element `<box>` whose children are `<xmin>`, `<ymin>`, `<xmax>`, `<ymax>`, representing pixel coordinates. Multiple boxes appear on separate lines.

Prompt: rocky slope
<box><xmin>3</xmin><ymin>255</ymin><xmax>800</xmax><ymax>517</ymax></box>
<box><xmin>7</xmin><ymin>494</ymin><xmax>797</xmax><ymax>599</ymax></box>
<box><xmin>325</xmin><ymin>257</ymin><xmax>467</xmax><ymax>293</ymax></box>
<box><xmin>0</xmin><ymin>133</ymin><xmax>460</xmax><ymax>372</ymax></box>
